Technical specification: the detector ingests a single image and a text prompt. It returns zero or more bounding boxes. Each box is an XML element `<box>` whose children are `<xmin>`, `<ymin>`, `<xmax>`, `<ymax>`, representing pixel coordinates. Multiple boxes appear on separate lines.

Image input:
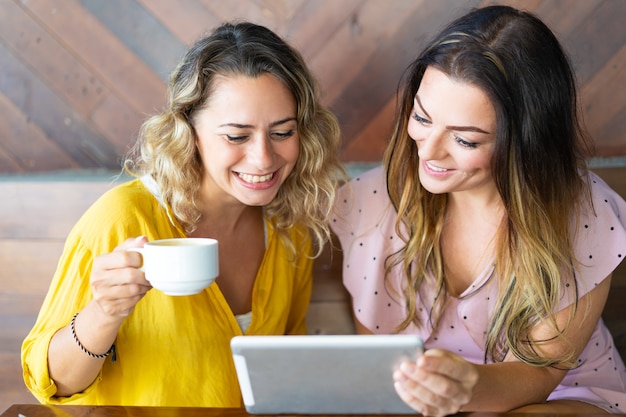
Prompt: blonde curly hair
<box><xmin>125</xmin><ymin>22</ymin><xmax>345</xmax><ymax>256</ymax></box>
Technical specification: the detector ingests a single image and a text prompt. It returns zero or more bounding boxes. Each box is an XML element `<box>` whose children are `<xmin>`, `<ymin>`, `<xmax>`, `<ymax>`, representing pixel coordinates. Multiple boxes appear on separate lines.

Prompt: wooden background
<box><xmin>1</xmin><ymin>0</ymin><xmax>625</xmax><ymax>174</ymax></box>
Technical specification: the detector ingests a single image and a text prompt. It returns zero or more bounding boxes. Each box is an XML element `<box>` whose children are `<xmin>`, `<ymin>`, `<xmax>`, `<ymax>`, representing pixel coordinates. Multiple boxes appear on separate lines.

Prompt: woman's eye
<box><xmin>272</xmin><ymin>130</ymin><xmax>295</xmax><ymax>140</ymax></box>
<box><xmin>226</xmin><ymin>135</ymin><xmax>248</xmax><ymax>142</ymax></box>
<box><xmin>455</xmin><ymin>136</ymin><xmax>478</xmax><ymax>149</ymax></box>
<box><xmin>412</xmin><ymin>112</ymin><xmax>430</xmax><ymax>125</ymax></box>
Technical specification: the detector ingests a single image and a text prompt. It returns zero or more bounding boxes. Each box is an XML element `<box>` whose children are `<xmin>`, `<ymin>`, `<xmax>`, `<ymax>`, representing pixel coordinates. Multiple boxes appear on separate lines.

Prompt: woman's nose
<box><xmin>248</xmin><ymin>136</ymin><xmax>275</xmax><ymax>169</ymax></box>
<box><xmin>417</xmin><ymin>130</ymin><xmax>445</xmax><ymax>161</ymax></box>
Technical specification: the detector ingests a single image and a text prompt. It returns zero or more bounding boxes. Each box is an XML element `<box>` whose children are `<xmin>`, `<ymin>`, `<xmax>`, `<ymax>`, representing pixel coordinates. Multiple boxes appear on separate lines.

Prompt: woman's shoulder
<box><xmin>100</xmin><ymin>177</ymin><xmax>155</xmax><ymax>202</ymax></box>
<box><xmin>335</xmin><ymin>165</ymin><xmax>387</xmax><ymax>211</ymax></box>
<box><xmin>338</xmin><ymin>165</ymin><xmax>386</xmax><ymax>194</ymax></box>
<box><xmin>572</xmin><ymin>170</ymin><xmax>626</xmax><ymax>291</ymax></box>
<box><xmin>581</xmin><ymin>171</ymin><xmax>626</xmax><ymax>235</ymax></box>
<box><xmin>76</xmin><ymin>179</ymin><xmax>151</xmax><ymax>220</ymax></box>
<box><xmin>332</xmin><ymin>165</ymin><xmax>397</xmax><ymax>243</ymax></box>
<box><xmin>586</xmin><ymin>171</ymin><xmax>626</xmax><ymax>213</ymax></box>
<box><xmin>69</xmin><ymin>178</ymin><xmax>168</xmax><ymax>239</ymax></box>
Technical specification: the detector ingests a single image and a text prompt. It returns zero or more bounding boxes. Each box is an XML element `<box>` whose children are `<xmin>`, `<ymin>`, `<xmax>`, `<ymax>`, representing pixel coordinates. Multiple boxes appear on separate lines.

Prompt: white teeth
<box><xmin>238</xmin><ymin>172</ymin><xmax>274</xmax><ymax>183</ymax></box>
<box><xmin>426</xmin><ymin>161</ymin><xmax>447</xmax><ymax>172</ymax></box>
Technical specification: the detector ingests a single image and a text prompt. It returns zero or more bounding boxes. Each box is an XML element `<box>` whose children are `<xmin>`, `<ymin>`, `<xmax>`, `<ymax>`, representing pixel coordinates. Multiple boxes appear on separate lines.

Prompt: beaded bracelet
<box><xmin>70</xmin><ymin>313</ymin><xmax>116</xmax><ymax>361</ymax></box>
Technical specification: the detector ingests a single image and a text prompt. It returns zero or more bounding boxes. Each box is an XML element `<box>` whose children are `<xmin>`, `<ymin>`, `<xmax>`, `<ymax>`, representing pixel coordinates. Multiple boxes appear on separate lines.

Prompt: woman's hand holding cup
<box><xmin>90</xmin><ymin>236</ymin><xmax>153</xmax><ymax>318</ymax></box>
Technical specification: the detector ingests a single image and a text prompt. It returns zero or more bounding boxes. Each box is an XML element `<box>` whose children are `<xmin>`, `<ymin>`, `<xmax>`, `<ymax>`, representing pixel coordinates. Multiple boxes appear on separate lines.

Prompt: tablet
<box><xmin>230</xmin><ymin>334</ymin><xmax>423</xmax><ymax>414</ymax></box>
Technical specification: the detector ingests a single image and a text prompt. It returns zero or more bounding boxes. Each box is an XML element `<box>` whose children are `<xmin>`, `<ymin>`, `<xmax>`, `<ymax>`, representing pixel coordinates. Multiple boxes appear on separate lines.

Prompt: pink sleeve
<box><xmin>563</xmin><ymin>172</ymin><xmax>626</xmax><ymax>306</ymax></box>
<box><xmin>330</xmin><ymin>166</ymin><xmax>410</xmax><ymax>333</ymax></box>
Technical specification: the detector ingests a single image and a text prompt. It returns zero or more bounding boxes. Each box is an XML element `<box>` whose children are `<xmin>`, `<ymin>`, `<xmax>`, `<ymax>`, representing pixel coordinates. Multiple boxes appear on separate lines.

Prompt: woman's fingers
<box><xmin>90</xmin><ymin>237</ymin><xmax>152</xmax><ymax>317</ymax></box>
<box><xmin>113</xmin><ymin>236</ymin><xmax>148</xmax><ymax>252</ymax></box>
<box><xmin>393</xmin><ymin>349</ymin><xmax>478</xmax><ymax>416</ymax></box>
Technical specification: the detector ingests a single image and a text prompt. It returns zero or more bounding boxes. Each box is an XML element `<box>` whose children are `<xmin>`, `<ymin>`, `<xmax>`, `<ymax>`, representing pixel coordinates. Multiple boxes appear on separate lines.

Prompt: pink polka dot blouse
<box><xmin>331</xmin><ymin>166</ymin><xmax>626</xmax><ymax>412</ymax></box>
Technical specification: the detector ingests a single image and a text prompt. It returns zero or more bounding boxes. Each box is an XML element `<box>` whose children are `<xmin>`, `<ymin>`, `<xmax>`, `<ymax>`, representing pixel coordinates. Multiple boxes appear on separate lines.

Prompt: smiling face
<box><xmin>192</xmin><ymin>73</ymin><xmax>299</xmax><ymax>207</ymax></box>
<box><xmin>408</xmin><ymin>67</ymin><xmax>497</xmax><ymax>199</ymax></box>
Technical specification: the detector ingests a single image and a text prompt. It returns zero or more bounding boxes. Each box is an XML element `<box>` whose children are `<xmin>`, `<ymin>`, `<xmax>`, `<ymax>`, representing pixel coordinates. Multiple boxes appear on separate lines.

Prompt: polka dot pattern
<box><xmin>331</xmin><ymin>167</ymin><xmax>626</xmax><ymax>412</ymax></box>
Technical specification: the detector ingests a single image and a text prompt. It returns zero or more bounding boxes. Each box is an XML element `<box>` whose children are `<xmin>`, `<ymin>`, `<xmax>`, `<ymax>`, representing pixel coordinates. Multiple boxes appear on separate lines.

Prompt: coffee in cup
<box><xmin>129</xmin><ymin>238</ymin><xmax>219</xmax><ymax>296</ymax></box>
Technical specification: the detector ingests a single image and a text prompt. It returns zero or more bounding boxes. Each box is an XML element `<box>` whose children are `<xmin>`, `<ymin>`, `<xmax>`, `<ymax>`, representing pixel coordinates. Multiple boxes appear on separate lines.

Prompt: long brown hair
<box><xmin>384</xmin><ymin>6</ymin><xmax>593</xmax><ymax>366</ymax></box>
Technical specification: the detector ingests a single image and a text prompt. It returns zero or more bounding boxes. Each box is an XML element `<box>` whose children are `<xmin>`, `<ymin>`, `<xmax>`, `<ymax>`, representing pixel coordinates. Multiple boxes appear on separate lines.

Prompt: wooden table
<box><xmin>2</xmin><ymin>404</ymin><xmax>623</xmax><ymax>417</ymax></box>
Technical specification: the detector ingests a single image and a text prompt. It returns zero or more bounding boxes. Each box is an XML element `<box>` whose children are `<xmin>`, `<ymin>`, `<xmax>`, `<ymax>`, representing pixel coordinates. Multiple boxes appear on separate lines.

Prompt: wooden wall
<box><xmin>1</xmin><ymin>0</ymin><xmax>625</xmax><ymax>174</ymax></box>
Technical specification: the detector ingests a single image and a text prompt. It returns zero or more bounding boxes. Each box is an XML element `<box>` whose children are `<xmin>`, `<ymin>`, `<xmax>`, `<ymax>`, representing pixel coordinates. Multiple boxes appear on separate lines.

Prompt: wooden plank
<box><xmin>563</xmin><ymin>0</ymin><xmax>626</xmax><ymax>84</ymax></box>
<box><xmin>136</xmin><ymin>0</ymin><xmax>222</xmax><ymax>45</ymax></box>
<box><xmin>200</xmin><ymin>0</ymin><xmax>278</xmax><ymax>30</ymax></box>
<box><xmin>0</xmin><ymin>92</ymin><xmax>81</xmax><ymax>172</ymax></box>
<box><xmin>0</xmin><ymin>351</ymin><xmax>38</xmax><ymax>411</ymax></box>
<box><xmin>0</xmin><ymin>42</ymin><xmax>119</xmax><ymax>168</ymax></box>
<box><xmin>283</xmin><ymin>0</ymin><xmax>365</xmax><ymax>64</ymax></box>
<box><xmin>0</xmin><ymin>297</ymin><xmax>41</xmax><ymax>410</ymax></box>
<box><xmin>0</xmin><ymin>296</ymin><xmax>46</xmax><ymax>412</ymax></box>
<box><xmin>0</xmin><ymin>145</ymin><xmax>22</xmax><ymax>174</ymax></box>
<box><xmin>308</xmin><ymin>0</ymin><xmax>429</xmax><ymax>106</ymax></box>
<box><xmin>1</xmin><ymin>314</ymin><xmax>40</xmax><ymax>345</ymax></box>
<box><xmin>0</xmin><ymin>0</ymin><xmax>107</xmax><ymax>117</ymax></box>
<box><xmin>534</xmin><ymin>0</ymin><xmax>603</xmax><ymax>38</ymax></box>
<box><xmin>0</xmin><ymin>181</ymin><xmax>119</xmax><ymax>239</ymax></box>
<box><xmin>0</xmin><ymin>292</ymin><xmax>47</xmax><ymax>318</ymax></box>
<box><xmin>0</xmin><ymin>239</ymin><xmax>64</xmax><ymax>293</ymax></box>
<box><xmin>21</xmin><ymin>0</ymin><xmax>167</xmax><ymax>116</ymax></box>
<box><xmin>479</xmin><ymin>0</ymin><xmax>542</xmax><ymax>11</ymax></box>
<box><xmin>581</xmin><ymin>43</ymin><xmax>626</xmax><ymax>144</ymax></box>
<box><xmin>282</xmin><ymin>0</ymin><xmax>365</xmax><ymax>67</ymax></box>
<box><xmin>306</xmin><ymin>302</ymin><xmax>356</xmax><ymax>335</ymax></box>
<box><xmin>311</xmin><ymin>258</ymin><xmax>350</xmax><ymax>302</ymax></box>
<box><xmin>90</xmin><ymin>93</ymin><xmax>145</xmax><ymax>155</ymax></box>
<box><xmin>342</xmin><ymin>95</ymin><xmax>396</xmax><ymax>161</ymax></box>
<box><xmin>261</xmin><ymin>0</ymin><xmax>308</xmax><ymax>21</ymax></box>
<box><xmin>595</xmin><ymin>106</ymin><xmax>626</xmax><ymax>156</ymax></box>
<box><xmin>78</xmin><ymin>0</ymin><xmax>186</xmax><ymax>81</ymax></box>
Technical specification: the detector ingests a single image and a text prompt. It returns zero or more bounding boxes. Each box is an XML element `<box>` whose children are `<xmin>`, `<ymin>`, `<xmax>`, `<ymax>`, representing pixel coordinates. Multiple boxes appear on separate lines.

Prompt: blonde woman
<box><xmin>332</xmin><ymin>5</ymin><xmax>626</xmax><ymax>416</ymax></box>
<box><xmin>23</xmin><ymin>22</ymin><xmax>344</xmax><ymax>406</ymax></box>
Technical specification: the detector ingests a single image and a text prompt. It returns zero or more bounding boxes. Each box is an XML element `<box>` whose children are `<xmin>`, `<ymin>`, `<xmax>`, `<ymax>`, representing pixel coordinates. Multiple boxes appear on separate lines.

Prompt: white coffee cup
<box><xmin>129</xmin><ymin>238</ymin><xmax>219</xmax><ymax>296</ymax></box>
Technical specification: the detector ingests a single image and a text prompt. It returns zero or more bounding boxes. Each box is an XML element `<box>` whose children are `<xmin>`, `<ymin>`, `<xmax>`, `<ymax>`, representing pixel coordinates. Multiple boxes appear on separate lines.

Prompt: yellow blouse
<box><xmin>21</xmin><ymin>179</ymin><xmax>312</xmax><ymax>406</ymax></box>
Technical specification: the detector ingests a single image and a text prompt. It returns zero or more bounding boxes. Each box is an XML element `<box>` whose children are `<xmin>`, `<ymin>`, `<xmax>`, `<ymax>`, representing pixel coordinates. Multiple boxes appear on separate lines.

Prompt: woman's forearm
<box><xmin>465</xmin><ymin>361</ymin><xmax>565</xmax><ymax>411</ymax></box>
<box><xmin>48</xmin><ymin>301</ymin><xmax>123</xmax><ymax>397</ymax></box>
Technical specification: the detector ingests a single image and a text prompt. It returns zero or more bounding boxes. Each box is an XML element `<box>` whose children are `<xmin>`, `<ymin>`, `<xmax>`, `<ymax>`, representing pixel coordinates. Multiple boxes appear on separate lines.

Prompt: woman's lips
<box><xmin>237</xmin><ymin>172</ymin><xmax>274</xmax><ymax>183</ymax></box>
<box><xmin>235</xmin><ymin>169</ymin><xmax>281</xmax><ymax>190</ymax></box>
<box><xmin>424</xmin><ymin>160</ymin><xmax>450</xmax><ymax>173</ymax></box>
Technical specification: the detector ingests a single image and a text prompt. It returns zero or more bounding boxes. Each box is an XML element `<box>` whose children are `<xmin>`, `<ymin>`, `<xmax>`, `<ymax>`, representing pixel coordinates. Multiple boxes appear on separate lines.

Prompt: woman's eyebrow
<box><xmin>415</xmin><ymin>95</ymin><xmax>432</xmax><ymax>121</ymax></box>
<box><xmin>270</xmin><ymin>117</ymin><xmax>297</xmax><ymax>127</ymax></box>
<box><xmin>415</xmin><ymin>94</ymin><xmax>491</xmax><ymax>134</ymax></box>
<box><xmin>218</xmin><ymin>117</ymin><xmax>297</xmax><ymax>129</ymax></box>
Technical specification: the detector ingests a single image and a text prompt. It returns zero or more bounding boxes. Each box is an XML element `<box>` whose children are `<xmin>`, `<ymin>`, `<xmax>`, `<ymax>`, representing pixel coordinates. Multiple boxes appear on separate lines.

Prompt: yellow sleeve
<box><xmin>284</xmin><ymin>226</ymin><xmax>313</xmax><ymax>335</ymax></box>
<box><xmin>21</xmin><ymin>180</ymin><xmax>183</xmax><ymax>403</ymax></box>
<box><xmin>21</xmin><ymin>230</ymin><xmax>98</xmax><ymax>403</ymax></box>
